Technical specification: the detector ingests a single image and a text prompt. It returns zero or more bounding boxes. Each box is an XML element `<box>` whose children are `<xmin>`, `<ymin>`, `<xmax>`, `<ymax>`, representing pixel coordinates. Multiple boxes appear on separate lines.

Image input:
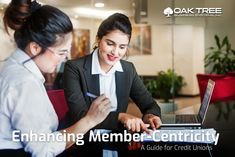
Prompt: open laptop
<box><xmin>161</xmin><ymin>79</ymin><xmax>215</xmax><ymax>127</ymax></box>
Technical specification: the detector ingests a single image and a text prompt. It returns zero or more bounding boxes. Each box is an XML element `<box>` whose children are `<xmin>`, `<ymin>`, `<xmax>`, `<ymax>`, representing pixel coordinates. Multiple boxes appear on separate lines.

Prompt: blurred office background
<box><xmin>0</xmin><ymin>0</ymin><xmax>235</xmax><ymax>115</ymax></box>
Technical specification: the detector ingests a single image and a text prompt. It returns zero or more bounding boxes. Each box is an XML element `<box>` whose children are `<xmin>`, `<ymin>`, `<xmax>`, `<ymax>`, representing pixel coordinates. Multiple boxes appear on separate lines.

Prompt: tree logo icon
<box><xmin>163</xmin><ymin>7</ymin><xmax>174</xmax><ymax>17</ymax></box>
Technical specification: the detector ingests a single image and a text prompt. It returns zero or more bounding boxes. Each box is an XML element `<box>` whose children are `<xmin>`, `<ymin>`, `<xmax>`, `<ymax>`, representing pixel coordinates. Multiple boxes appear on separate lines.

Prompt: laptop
<box><xmin>161</xmin><ymin>79</ymin><xmax>215</xmax><ymax>127</ymax></box>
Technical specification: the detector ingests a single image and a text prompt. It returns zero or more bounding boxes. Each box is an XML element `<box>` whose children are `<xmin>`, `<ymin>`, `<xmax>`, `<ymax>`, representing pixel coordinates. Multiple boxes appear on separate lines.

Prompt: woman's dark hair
<box><xmin>3</xmin><ymin>0</ymin><xmax>73</xmax><ymax>52</ymax></box>
<box><xmin>97</xmin><ymin>13</ymin><xmax>132</xmax><ymax>41</ymax></box>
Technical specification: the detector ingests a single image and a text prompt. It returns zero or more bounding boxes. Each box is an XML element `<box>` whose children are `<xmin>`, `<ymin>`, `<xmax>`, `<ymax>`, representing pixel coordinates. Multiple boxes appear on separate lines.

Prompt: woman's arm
<box><xmin>129</xmin><ymin>63</ymin><xmax>161</xmax><ymax>117</ymax></box>
<box><xmin>63</xmin><ymin>60</ymin><xmax>89</xmax><ymax>122</ymax></box>
<box><xmin>62</xmin><ymin>94</ymin><xmax>111</xmax><ymax>148</ymax></box>
<box><xmin>129</xmin><ymin>63</ymin><xmax>162</xmax><ymax>130</ymax></box>
<box><xmin>9</xmin><ymin>80</ymin><xmax>111</xmax><ymax>156</ymax></box>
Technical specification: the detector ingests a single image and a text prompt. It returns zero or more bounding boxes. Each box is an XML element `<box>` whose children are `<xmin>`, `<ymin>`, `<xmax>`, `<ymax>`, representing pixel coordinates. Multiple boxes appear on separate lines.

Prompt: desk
<box><xmin>68</xmin><ymin>101</ymin><xmax>235</xmax><ymax>157</ymax></box>
<box><xmin>128</xmin><ymin>101</ymin><xmax>235</xmax><ymax>157</ymax></box>
<box><xmin>202</xmin><ymin>101</ymin><xmax>235</xmax><ymax>156</ymax></box>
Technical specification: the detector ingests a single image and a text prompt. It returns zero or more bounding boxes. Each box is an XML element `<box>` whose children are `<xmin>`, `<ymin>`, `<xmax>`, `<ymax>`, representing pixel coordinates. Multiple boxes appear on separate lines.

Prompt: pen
<box><xmin>86</xmin><ymin>92</ymin><xmax>98</xmax><ymax>98</ymax></box>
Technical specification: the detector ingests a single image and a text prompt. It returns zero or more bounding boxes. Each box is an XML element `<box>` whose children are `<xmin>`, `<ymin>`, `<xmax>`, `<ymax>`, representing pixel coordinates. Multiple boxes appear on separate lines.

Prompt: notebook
<box><xmin>161</xmin><ymin>79</ymin><xmax>215</xmax><ymax>127</ymax></box>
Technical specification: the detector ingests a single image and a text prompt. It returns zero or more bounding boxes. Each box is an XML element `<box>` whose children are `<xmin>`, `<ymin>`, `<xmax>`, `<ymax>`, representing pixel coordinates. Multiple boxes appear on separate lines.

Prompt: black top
<box><xmin>63</xmin><ymin>53</ymin><xmax>161</xmax><ymax>130</ymax></box>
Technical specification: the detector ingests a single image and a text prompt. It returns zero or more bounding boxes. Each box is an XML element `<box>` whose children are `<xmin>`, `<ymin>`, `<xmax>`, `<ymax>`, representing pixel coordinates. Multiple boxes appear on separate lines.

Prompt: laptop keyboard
<box><xmin>176</xmin><ymin>115</ymin><xmax>198</xmax><ymax>123</ymax></box>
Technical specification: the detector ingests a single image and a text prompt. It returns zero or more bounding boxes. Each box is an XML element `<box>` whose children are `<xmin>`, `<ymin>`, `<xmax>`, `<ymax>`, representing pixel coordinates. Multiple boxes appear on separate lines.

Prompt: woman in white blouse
<box><xmin>0</xmin><ymin>1</ymin><xmax>111</xmax><ymax>157</ymax></box>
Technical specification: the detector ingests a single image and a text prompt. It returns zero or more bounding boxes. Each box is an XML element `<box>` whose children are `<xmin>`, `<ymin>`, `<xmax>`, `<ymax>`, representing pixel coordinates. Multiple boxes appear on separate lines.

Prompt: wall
<box><xmin>174</xmin><ymin>26</ymin><xmax>204</xmax><ymax>95</ymax></box>
<box><xmin>127</xmin><ymin>25</ymin><xmax>204</xmax><ymax>95</ymax></box>
<box><xmin>204</xmin><ymin>0</ymin><xmax>235</xmax><ymax>49</ymax></box>
<box><xmin>127</xmin><ymin>0</ymin><xmax>206</xmax><ymax>95</ymax></box>
<box><xmin>204</xmin><ymin>0</ymin><xmax>235</xmax><ymax>72</ymax></box>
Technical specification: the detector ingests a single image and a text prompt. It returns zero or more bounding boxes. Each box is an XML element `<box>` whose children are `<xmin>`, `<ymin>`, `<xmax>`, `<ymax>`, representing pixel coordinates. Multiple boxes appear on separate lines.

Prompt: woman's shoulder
<box><xmin>0</xmin><ymin>63</ymin><xmax>39</xmax><ymax>91</ymax></box>
<box><xmin>120</xmin><ymin>60</ymin><xmax>135</xmax><ymax>71</ymax></box>
<box><xmin>65</xmin><ymin>54</ymin><xmax>92</xmax><ymax>67</ymax></box>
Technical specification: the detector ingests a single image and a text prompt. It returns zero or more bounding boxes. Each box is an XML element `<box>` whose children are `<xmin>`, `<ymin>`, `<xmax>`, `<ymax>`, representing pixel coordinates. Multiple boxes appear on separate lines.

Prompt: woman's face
<box><xmin>34</xmin><ymin>33</ymin><xmax>72</xmax><ymax>73</ymax></box>
<box><xmin>98</xmin><ymin>29</ymin><xmax>129</xmax><ymax>72</ymax></box>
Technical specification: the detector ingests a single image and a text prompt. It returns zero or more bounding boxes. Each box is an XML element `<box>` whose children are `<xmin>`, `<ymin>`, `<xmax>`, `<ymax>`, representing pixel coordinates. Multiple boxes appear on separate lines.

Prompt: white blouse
<box><xmin>0</xmin><ymin>49</ymin><xmax>66</xmax><ymax>157</ymax></box>
<box><xmin>91</xmin><ymin>48</ymin><xmax>123</xmax><ymax>112</ymax></box>
<box><xmin>91</xmin><ymin>48</ymin><xmax>122</xmax><ymax>157</ymax></box>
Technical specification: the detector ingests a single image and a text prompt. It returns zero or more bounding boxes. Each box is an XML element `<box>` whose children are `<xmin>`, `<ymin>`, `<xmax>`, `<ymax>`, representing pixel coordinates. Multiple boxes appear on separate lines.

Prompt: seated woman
<box><xmin>0</xmin><ymin>1</ymin><xmax>111</xmax><ymax>156</ymax></box>
<box><xmin>64</xmin><ymin>13</ymin><xmax>162</xmax><ymax>135</ymax></box>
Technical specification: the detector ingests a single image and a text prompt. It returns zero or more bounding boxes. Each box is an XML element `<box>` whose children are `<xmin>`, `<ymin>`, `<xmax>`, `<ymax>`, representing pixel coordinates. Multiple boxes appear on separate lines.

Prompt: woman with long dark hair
<box><xmin>0</xmin><ymin>1</ymin><xmax>111</xmax><ymax>156</ymax></box>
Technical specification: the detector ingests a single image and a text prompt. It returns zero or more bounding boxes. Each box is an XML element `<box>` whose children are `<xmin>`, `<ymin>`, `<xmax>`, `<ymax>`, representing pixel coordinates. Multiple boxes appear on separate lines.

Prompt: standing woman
<box><xmin>64</xmin><ymin>13</ymin><xmax>162</xmax><ymax>134</ymax></box>
<box><xmin>0</xmin><ymin>0</ymin><xmax>111</xmax><ymax>157</ymax></box>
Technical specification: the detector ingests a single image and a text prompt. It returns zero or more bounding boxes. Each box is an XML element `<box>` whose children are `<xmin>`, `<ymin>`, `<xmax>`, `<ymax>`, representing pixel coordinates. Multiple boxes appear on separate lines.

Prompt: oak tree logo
<box><xmin>163</xmin><ymin>7</ymin><xmax>173</xmax><ymax>17</ymax></box>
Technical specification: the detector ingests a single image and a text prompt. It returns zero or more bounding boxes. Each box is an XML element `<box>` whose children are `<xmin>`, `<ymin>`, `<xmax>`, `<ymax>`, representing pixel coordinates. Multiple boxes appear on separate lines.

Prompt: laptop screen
<box><xmin>198</xmin><ymin>79</ymin><xmax>215</xmax><ymax>122</ymax></box>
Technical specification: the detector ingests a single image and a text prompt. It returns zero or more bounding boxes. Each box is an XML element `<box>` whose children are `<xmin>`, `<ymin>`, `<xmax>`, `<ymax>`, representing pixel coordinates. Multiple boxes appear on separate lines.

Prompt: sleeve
<box><xmin>63</xmin><ymin>61</ymin><xmax>89</xmax><ymax>123</ymax></box>
<box><xmin>129</xmin><ymin>63</ymin><xmax>161</xmax><ymax>118</ymax></box>
<box><xmin>9</xmin><ymin>80</ymin><xmax>66</xmax><ymax>157</ymax></box>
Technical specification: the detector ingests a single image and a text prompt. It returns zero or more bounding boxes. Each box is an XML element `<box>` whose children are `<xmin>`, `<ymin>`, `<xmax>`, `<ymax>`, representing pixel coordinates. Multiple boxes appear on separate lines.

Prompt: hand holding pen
<box><xmin>86</xmin><ymin>92</ymin><xmax>98</xmax><ymax>99</ymax></box>
<box><xmin>85</xmin><ymin>92</ymin><xmax>112</xmax><ymax>125</ymax></box>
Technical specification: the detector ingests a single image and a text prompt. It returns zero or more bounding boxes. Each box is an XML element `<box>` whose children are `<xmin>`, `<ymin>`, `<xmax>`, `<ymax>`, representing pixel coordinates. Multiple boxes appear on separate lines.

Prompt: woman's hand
<box><xmin>118</xmin><ymin>113</ymin><xmax>150</xmax><ymax>133</ymax></box>
<box><xmin>85</xmin><ymin>94</ymin><xmax>112</xmax><ymax>127</ymax></box>
<box><xmin>143</xmin><ymin>114</ymin><xmax>162</xmax><ymax>130</ymax></box>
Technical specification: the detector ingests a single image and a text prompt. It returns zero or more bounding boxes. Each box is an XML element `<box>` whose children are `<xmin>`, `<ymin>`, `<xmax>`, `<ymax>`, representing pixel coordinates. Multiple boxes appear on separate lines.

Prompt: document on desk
<box><xmin>141</xmin><ymin>128</ymin><xmax>219</xmax><ymax>145</ymax></box>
